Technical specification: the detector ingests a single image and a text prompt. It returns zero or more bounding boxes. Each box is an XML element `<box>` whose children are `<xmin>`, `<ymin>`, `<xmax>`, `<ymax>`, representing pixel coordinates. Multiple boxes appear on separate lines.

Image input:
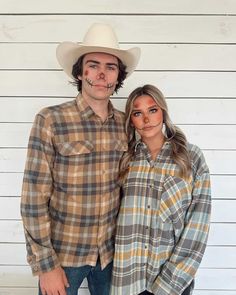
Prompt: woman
<box><xmin>111</xmin><ymin>85</ymin><xmax>211</xmax><ymax>295</ymax></box>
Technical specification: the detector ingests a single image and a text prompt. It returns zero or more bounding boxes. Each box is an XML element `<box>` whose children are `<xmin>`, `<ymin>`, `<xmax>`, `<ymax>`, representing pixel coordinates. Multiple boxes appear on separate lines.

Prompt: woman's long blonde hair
<box><xmin>120</xmin><ymin>84</ymin><xmax>191</xmax><ymax>181</ymax></box>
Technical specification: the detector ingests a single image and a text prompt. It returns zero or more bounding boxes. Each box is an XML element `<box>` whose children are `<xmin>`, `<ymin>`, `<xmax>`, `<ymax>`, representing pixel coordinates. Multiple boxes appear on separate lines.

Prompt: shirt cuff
<box><xmin>28</xmin><ymin>252</ymin><xmax>60</xmax><ymax>276</ymax></box>
<box><xmin>151</xmin><ymin>277</ymin><xmax>180</xmax><ymax>295</ymax></box>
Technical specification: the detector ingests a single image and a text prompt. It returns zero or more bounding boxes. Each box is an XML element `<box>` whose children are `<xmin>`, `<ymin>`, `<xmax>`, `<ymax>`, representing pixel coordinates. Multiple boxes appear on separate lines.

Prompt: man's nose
<box><xmin>97</xmin><ymin>72</ymin><xmax>106</xmax><ymax>80</ymax></box>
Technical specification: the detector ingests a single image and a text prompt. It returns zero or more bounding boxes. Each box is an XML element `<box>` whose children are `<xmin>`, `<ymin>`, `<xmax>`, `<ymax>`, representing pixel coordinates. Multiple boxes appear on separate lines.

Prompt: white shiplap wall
<box><xmin>0</xmin><ymin>1</ymin><xmax>236</xmax><ymax>294</ymax></box>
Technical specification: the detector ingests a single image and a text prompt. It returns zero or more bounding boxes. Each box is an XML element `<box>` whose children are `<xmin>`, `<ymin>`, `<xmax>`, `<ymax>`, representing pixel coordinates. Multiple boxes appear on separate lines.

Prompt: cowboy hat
<box><xmin>56</xmin><ymin>23</ymin><xmax>141</xmax><ymax>79</ymax></box>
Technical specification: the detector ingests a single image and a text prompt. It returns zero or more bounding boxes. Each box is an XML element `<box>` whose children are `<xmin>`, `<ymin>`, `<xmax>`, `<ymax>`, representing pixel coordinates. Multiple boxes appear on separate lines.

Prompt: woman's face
<box><xmin>130</xmin><ymin>95</ymin><xmax>164</xmax><ymax>142</ymax></box>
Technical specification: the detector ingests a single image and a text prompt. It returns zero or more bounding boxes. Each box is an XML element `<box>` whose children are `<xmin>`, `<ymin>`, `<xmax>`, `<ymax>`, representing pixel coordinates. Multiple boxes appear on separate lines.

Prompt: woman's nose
<box><xmin>144</xmin><ymin>116</ymin><xmax>149</xmax><ymax>123</ymax></box>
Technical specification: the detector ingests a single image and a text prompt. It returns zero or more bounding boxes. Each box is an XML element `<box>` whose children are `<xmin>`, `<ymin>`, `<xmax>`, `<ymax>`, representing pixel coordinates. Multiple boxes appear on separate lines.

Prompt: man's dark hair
<box><xmin>71</xmin><ymin>54</ymin><xmax>127</xmax><ymax>93</ymax></box>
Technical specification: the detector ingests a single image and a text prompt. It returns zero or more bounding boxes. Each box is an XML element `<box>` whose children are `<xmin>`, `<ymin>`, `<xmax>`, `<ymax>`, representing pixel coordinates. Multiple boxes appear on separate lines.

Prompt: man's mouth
<box><xmin>85</xmin><ymin>78</ymin><xmax>115</xmax><ymax>90</ymax></box>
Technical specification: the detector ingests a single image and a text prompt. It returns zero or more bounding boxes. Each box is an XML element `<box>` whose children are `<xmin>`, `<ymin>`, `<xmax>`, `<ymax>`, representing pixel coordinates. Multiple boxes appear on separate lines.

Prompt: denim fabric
<box><xmin>39</xmin><ymin>260</ymin><xmax>113</xmax><ymax>295</ymax></box>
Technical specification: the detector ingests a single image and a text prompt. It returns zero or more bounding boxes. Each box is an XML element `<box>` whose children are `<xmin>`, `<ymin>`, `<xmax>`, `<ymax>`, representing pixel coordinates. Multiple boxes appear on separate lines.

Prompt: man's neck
<box><xmin>82</xmin><ymin>93</ymin><xmax>110</xmax><ymax>122</ymax></box>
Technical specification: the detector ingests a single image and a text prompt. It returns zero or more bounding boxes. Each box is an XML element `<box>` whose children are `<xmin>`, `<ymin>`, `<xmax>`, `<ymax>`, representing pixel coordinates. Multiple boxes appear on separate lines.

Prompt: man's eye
<box><xmin>89</xmin><ymin>64</ymin><xmax>97</xmax><ymax>68</ymax></box>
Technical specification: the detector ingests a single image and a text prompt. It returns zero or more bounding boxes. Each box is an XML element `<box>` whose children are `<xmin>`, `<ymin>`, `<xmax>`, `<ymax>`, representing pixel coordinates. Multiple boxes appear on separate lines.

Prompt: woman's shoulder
<box><xmin>187</xmin><ymin>143</ymin><xmax>209</xmax><ymax>176</ymax></box>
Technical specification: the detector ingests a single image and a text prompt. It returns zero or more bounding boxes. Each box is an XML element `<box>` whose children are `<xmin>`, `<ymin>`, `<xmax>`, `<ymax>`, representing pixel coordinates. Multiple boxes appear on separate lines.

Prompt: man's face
<box><xmin>78</xmin><ymin>52</ymin><xmax>119</xmax><ymax>102</ymax></box>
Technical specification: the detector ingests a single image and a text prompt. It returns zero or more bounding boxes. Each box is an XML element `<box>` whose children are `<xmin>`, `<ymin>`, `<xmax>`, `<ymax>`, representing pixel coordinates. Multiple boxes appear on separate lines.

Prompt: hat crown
<box><xmin>82</xmin><ymin>23</ymin><xmax>120</xmax><ymax>49</ymax></box>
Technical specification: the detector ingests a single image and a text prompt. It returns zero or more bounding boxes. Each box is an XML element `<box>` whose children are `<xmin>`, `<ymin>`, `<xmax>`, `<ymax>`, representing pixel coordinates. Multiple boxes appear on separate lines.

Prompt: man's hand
<box><xmin>39</xmin><ymin>266</ymin><xmax>69</xmax><ymax>295</ymax></box>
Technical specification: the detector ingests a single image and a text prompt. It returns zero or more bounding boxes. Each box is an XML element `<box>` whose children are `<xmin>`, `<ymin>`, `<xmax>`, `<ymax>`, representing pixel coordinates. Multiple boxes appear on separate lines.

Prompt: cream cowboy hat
<box><xmin>56</xmin><ymin>23</ymin><xmax>141</xmax><ymax>79</ymax></box>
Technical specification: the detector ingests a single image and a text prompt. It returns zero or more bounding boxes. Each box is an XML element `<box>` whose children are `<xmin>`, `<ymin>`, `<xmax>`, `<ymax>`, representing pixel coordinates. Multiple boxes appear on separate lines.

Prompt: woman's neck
<box><xmin>143</xmin><ymin>135</ymin><xmax>165</xmax><ymax>160</ymax></box>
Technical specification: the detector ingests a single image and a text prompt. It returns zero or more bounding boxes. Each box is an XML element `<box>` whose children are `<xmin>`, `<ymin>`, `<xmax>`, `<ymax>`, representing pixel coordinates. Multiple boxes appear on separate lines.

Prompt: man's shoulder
<box><xmin>37</xmin><ymin>99</ymin><xmax>77</xmax><ymax>119</ymax></box>
<box><xmin>113</xmin><ymin>107</ymin><xmax>125</xmax><ymax>122</ymax></box>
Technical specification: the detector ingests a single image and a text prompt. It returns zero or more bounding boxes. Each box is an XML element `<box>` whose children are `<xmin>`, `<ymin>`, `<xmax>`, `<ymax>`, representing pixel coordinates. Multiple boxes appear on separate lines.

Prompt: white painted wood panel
<box><xmin>0</xmin><ymin>197</ymin><xmax>235</xmax><ymax>222</ymax></box>
<box><xmin>0</xmin><ymin>244</ymin><xmax>235</xmax><ymax>268</ymax></box>
<box><xmin>201</xmin><ymin>246</ymin><xmax>236</xmax><ymax>268</ymax></box>
<box><xmin>211</xmin><ymin>175</ymin><xmax>236</xmax><ymax>199</ymax></box>
<box><xmin>1</xmin><ymin>15</ymin><xmax>236</xmax><ymax>43</ymax></box>
<box><xmin>0</xmin><ymin>267</ymin><xmax>236</xmax><ymax>293</ymax></box>
<box><xmin>0</xmin><ymin>173</ymin><xmax>23</xmax><ymax>196</ymax></box>
<box><xmin>1</xmin><ymin>174</ymin><xmax>235</xmax><ymax>199</ymax></box>
<box><xmin>1</xmin><ymin>220</ymin><xmax>235</xmax><ymax>246</ymax></box>
<box><xmin>1</xmin><ymin>98</ymin><xmax>236</xmax><ymax>124</ymax></box>
<box><xmin>0</xmin><ymin>197</ymin><xmax>20</xmax><ymax>219</ymax></box>
<box><xmin>2</xmin><ymin>44</ymin><xmax>236</xmax><ymax>71</ymax></box>
<box><xmin>0</xmin><ymin>265</ymin><xmax>87</xmax><ymax>288</ymax></box>
<box><xmin>1</xmin><ymin>149</ymin><xmax>235</xmax><ymax>174</ymax></box>
<box><xmin>1</xmin><ymin>71</ymin><xmax>236</xmax><ymax>98</ymax></box>
<box><xmin>0</xmin><ymin>289</ymin><xmax>89</xmax><ymax>295</ymax></box>
<box><xmin>0</xmin><ymin>289</ymin><xmax>37</xmax><ymax>295</ymax></box>
<box><xmin>2</xmin><ymin>124</ymin><xmax>235</xmax><ymax>150</ymax></box>
<box><xmin>194</xmin><ymin>292</ymin><xmax>236</xmax><ymax>295</ymax></box>
<box><xmin>2</xmin><ymin>0</ymin><xmax>236</xmax><ymax>14</ymax></box>
<box><xmin>196</xmin><ymin>269</ymin><xmax>236</xmax><ymax>289</ymax></box>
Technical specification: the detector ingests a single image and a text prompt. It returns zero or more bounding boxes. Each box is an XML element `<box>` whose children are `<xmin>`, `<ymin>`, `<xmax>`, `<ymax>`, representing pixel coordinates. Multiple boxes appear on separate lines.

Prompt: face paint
<box><xmin>85</xmin><ymin>70</ymin><xmax>89</xmax><ymax>76</ymax></box>
<box><xmin>97</xmin><ymin>72</ymin><xmax>105</xmax><ymax>80</ymax></box>
<box><xmin>85</xmin><ymin>78</ymin><xmax>116</xmax><ymax>90</ymax></box>
<box><xmin>85</xmin><ymin>78</ymin><xmax>94</xmax><ymax>87</ymax></box>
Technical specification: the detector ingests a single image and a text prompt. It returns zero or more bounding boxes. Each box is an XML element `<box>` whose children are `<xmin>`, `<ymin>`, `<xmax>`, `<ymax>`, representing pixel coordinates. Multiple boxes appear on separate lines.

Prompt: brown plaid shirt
<box><xmin>21</xmin><ymin>95</ymin><xmax>127</xmax><ymax>275</ymax></box>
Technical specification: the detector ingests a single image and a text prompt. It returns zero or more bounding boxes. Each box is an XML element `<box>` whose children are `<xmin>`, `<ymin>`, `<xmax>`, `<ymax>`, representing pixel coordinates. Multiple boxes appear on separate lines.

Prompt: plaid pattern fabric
<box><xmin>111</xmin><ymin>141</ymin><xmax>211</xmax><ymax>295</ymax></box>
<box><xmin>21</xmin><ymin>95</ymin><xmax>127</xmax><ymax>275</ymax></box>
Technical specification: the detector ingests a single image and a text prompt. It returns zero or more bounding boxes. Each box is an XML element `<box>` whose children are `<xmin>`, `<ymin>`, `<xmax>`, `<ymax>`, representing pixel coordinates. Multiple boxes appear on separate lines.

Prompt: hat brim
<box><xmin>56</xmin><ymin>42</ymin><xmax>140</xmax><ymax>79</ymax></box>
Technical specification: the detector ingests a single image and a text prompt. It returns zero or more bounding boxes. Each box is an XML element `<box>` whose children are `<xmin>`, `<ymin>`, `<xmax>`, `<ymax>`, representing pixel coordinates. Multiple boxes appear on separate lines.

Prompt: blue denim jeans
<box><xmin>38</xmin><ymin>259</ymin><xmax>113</xmax><ymax>295</ymax></box>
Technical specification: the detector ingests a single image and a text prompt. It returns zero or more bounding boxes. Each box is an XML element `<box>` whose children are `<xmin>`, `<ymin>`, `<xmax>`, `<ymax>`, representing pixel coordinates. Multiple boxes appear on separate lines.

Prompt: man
<box><xmin>21</xmin><ymin>23</ymin><xmax>140</xmax><ymax>295</ymax></box>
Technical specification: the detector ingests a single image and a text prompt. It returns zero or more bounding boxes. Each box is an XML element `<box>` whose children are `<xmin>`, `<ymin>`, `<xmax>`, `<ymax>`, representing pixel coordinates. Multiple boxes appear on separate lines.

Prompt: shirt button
<box><xmin>147</xmin><ymin>205</ymin><xmax>150</xmax><ymax>209</ymax></box>
<box><xmin>145</xmin><ymin>245</ymin><xmax>148</xmax><ymax>249</ymax></box>
<box><xmin>146</xmin><ymin>226</ymin><xmax>149</xmax><ymax>230</ymax></box>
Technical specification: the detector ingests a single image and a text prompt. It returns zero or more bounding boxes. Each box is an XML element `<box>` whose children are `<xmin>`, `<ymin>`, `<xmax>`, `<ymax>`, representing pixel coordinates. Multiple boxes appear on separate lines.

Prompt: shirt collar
<box><xmin>76</xmin><ymin>94</ymin><xmax>116</xmax><ymax>120</ymax></box>
<box><xmin>135</xmin><ymin>139</ymin><xmax>171</xmax><ymax>162</ymax></box>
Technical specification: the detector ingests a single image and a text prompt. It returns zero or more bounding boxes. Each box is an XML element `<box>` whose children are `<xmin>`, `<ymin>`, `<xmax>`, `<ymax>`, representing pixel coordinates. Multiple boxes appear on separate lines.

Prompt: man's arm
<box><xmin>21</xmin><ymin>113</ymin><xmax>59</xmax><ymax>274</ymax></box>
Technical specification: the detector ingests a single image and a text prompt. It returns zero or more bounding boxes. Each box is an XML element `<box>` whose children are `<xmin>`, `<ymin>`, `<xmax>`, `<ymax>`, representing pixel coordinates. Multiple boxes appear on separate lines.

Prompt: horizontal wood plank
<box><xmin>194</xmin><ymin>292</ymin><xmax>236</xmax><ymax>295</ymax></box>
<box><xmin>0</xmin><ymin>149</ymin><xmax>235</xmax><ymax>174</ymax></box>
<box><xmin>0</xmin><ymin>244</ymin><xmax>235</xmax><ymax>268</ymax></box>
<box><xmin>2</xmin><ymin>44</ymin><xmax>236</xmax><ymax>71</ymax></box>
<box><xmin>2</xmin><ymin>123</ymin><xmax>235</xmax><ymax>150</ymax></box>
<box><xmin>1</xmin><ymin>174</ymin><xmax>235</xmax><ymax>199</ymax></box>
<box><xmin>1</xmin><ymin>98</ymin><xmax>236</xmax><ymax>124</ymax></box>
<box><xmin>1</xmin><ymin>220</ymin><xmax>235</xmax><ymax>246</ymax></box>
<box><xmin>2</xmin><ymin>0</ymin><xmax>236</xmax><ymax>14</ymax></box>
<box><xmin>1</xmin><ymin>71</ymin><xmax>236</xmax><ymax>98</ymax></box>
<box><xmin>196</xmin><ymin>268</ymin><xmax>236</xmax><ymax>289</ymax></box>
<box><xmin>1</xmin><ymin>15</ymin><xmax>236</xmax><ymax>43</ymax></box>
<box><xmin>0</xmin><ymin>266</ymin><xmax>236</xmax><ymax>291</ymax></box>
<box><xmin>0</xmin><ymin>197</ymin><xmax>235</xmax><ymax>222</ymax></box>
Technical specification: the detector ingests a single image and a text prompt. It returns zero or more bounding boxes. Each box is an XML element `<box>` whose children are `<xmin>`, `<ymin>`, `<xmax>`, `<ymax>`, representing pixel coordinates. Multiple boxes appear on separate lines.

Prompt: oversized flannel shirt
<box><xmin>111</xmin><ymin>141</ymin><xmax>211</xmax><ymax>295</ymax></box>
<box><xmin>21</xmin><ymin>95</ymin><xmax>127</xmax><ymax>275</ymax></box>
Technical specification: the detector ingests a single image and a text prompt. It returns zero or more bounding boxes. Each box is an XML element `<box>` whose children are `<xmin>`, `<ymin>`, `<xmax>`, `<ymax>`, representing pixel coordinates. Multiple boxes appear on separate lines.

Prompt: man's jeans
<box><xmin>38</xmin><ymin>260</ymin><xmax>113</xmax><ymax>295</ymax></box>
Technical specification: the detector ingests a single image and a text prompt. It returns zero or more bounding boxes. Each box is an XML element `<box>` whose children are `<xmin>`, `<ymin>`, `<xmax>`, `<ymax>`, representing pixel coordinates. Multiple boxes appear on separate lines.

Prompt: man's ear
<box><xmin>78</xmin><ymin>75</ymin><xmax>82</xmax><ymax>80</ymax></box>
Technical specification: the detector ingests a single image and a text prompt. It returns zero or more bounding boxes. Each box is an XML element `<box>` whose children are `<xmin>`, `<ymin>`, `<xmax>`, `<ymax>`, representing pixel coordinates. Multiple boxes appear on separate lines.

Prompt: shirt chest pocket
<box><xmin>158</xmin><ymin>175</ymin><xmax>192</xmax><ymax>229</ymax></box>
<box><xmin>56</xmin><ymin>141</ymin><xmax>94</xmax><ymax>156</ymax></box>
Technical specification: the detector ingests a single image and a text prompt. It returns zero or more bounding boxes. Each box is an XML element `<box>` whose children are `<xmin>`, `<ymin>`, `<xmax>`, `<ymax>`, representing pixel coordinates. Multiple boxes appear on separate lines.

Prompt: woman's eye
<box><xmin>150</xmin><ymin>108</ymin><xmax>158</xmax><ymax>113</ymax></box>
<box><xmin>132</xmin><ymin>112</ymin><xmax>141</xmax><ymax>117</ymax></box>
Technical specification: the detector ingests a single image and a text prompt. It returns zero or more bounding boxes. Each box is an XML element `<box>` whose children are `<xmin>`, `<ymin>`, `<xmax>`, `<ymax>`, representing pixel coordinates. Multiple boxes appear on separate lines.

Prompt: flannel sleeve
<box><xmin>152</xmin><ymin>155</ymin><xmax>211</xmax><ymax>295</ymax></box>
<box><xmin>21</xmin><ymin>113</ymin><xmax>60</xmax><ymax>275</ymax></box>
